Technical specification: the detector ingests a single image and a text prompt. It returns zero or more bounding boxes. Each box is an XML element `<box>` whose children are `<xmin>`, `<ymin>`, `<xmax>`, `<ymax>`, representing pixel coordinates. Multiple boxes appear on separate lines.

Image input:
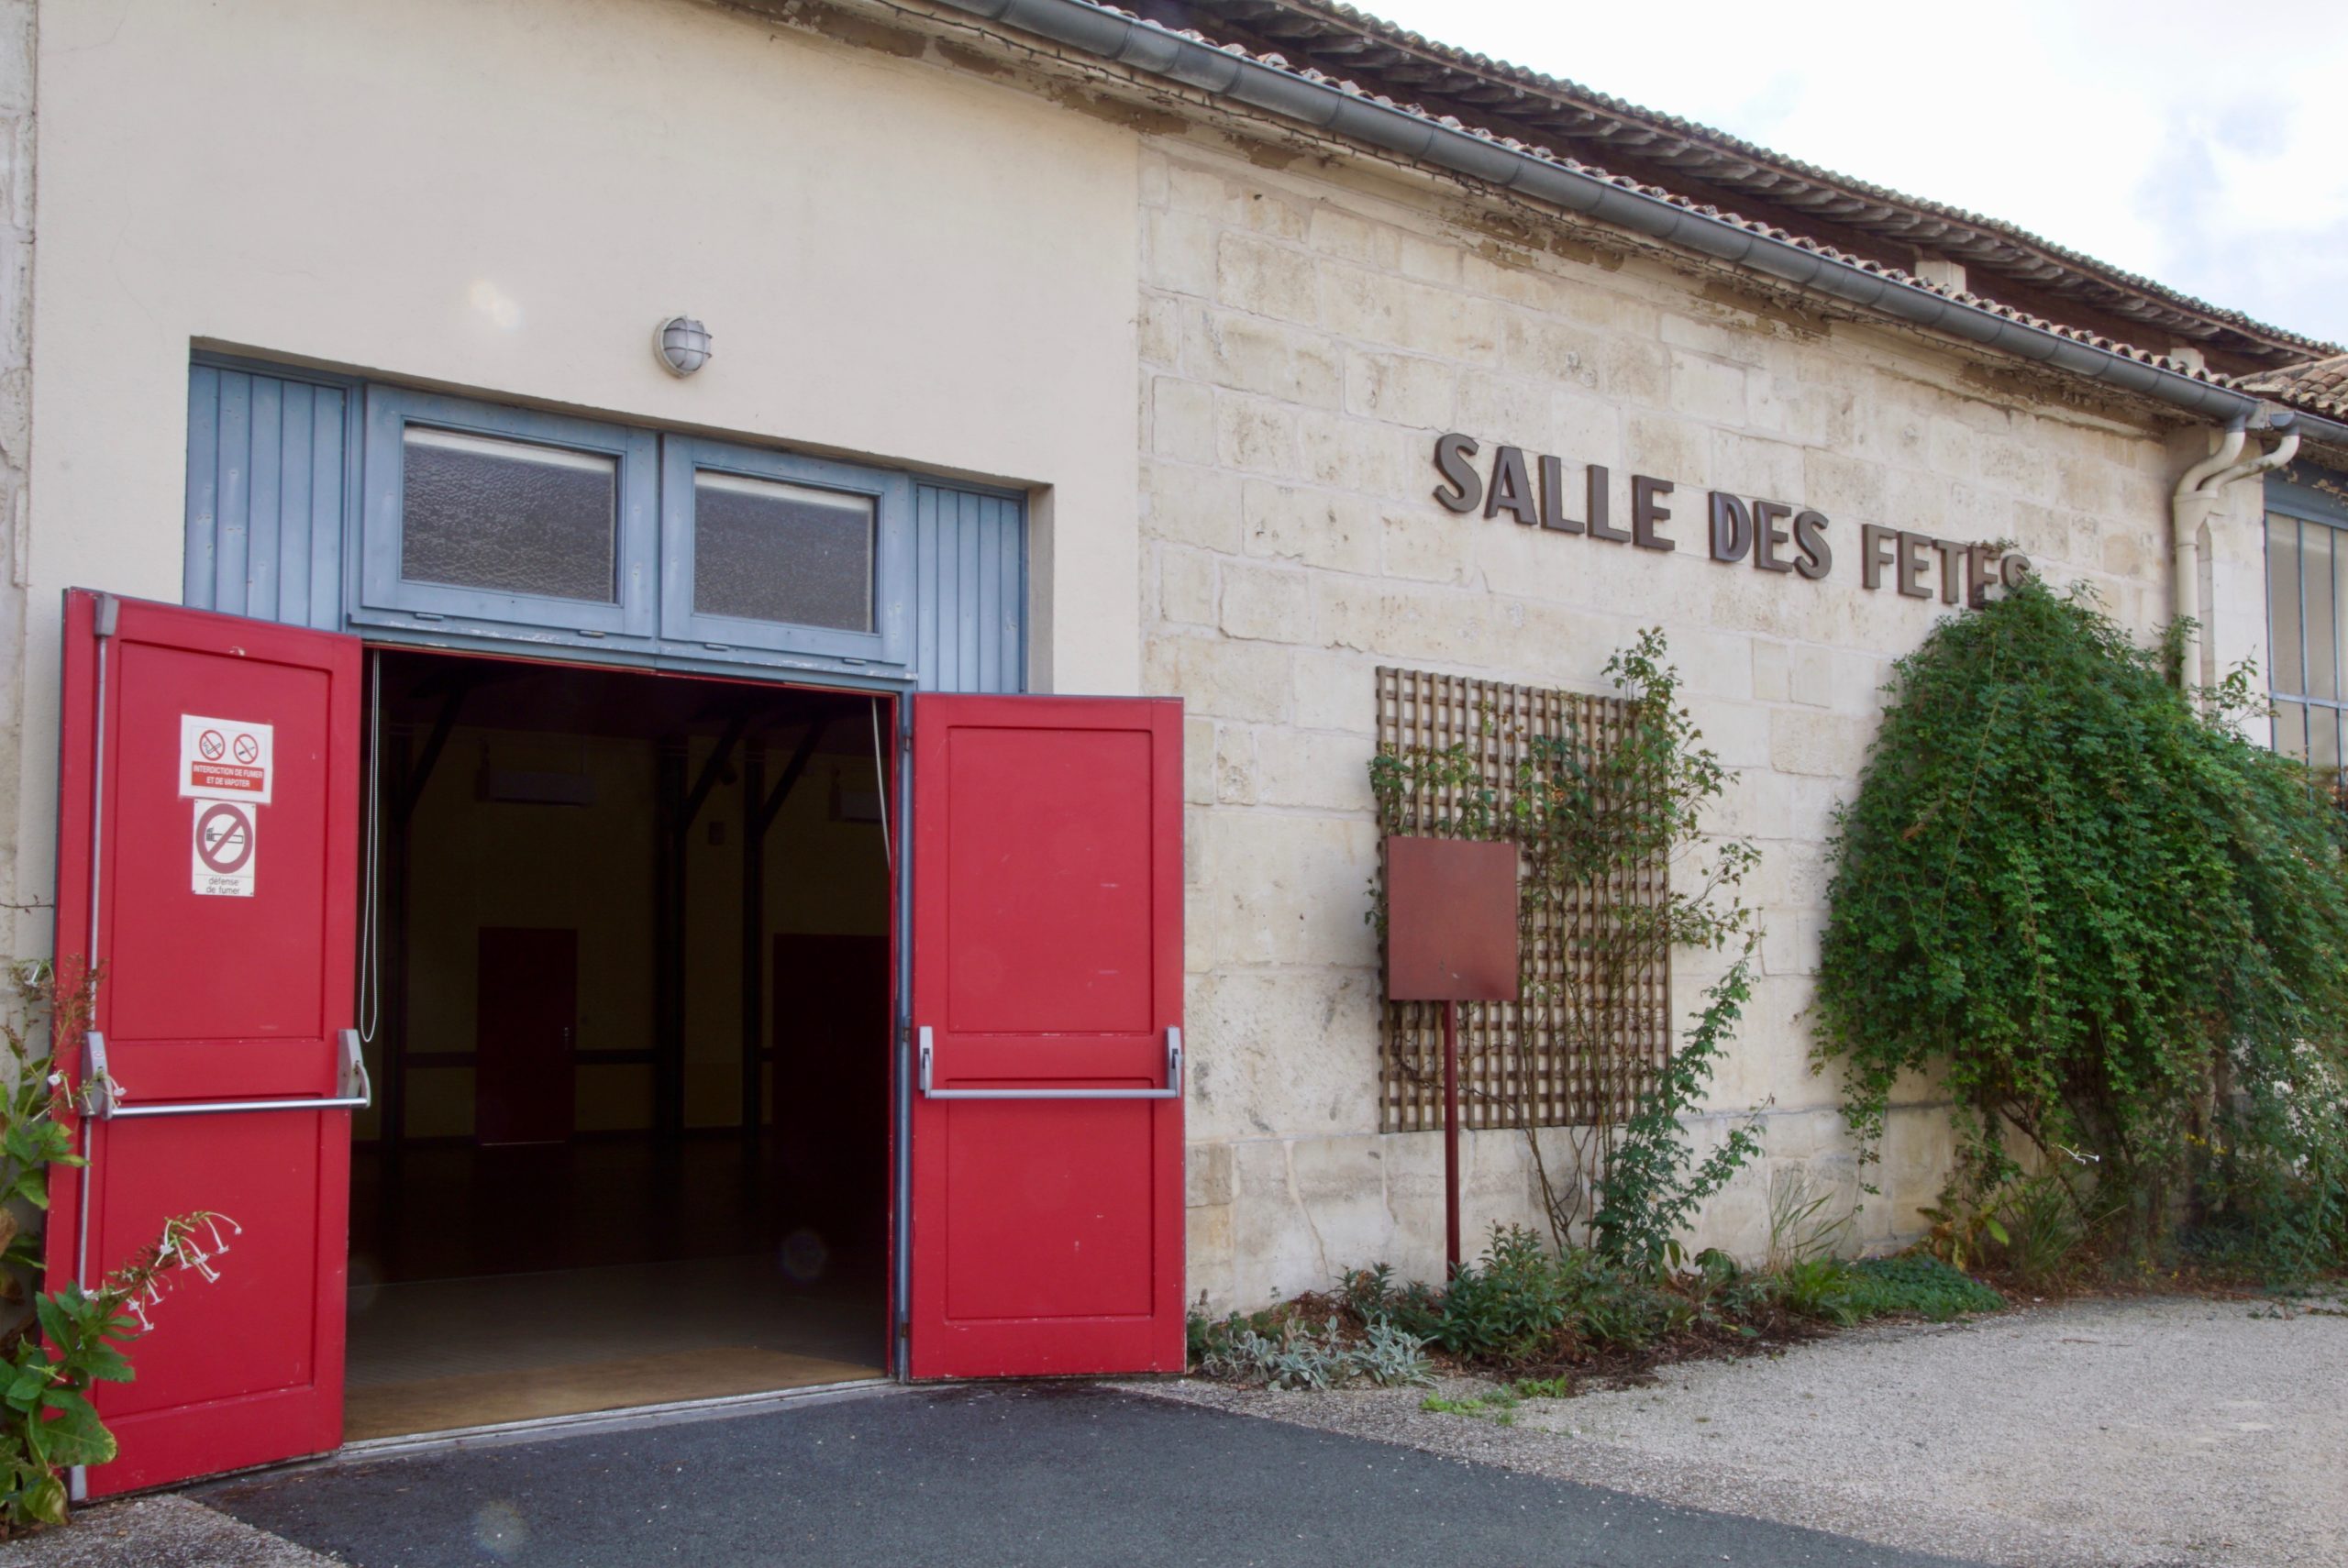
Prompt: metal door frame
<box><xmin>350</xmin><ymin>634</ymin><xmax>920</xmax><ymax>1386</ymax></box>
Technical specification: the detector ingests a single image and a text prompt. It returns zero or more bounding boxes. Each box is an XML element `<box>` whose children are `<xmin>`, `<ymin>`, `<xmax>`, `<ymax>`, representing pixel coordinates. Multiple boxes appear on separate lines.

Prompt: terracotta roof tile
<box><xmin>1091</xmin><ymin>4</ymin><xmax>2249</xmax><ymax>392</ymax></box>
<box><xmin>2243</xmin><ymin>354</ymin><xmax>2348</xmax><ymax>421</ymax></box>
<box><xmin>1148</xmin><ymin>0</ymin><xmax>2335</xmax><ymax>368</ymax></box>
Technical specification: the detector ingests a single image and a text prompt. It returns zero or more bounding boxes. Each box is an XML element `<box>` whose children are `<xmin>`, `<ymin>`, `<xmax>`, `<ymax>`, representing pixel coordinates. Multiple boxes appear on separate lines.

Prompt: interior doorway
<box><xmin>346</xmin><ymin>650</ymin><xmax>895</xmax><ymax>1439</ymax></box>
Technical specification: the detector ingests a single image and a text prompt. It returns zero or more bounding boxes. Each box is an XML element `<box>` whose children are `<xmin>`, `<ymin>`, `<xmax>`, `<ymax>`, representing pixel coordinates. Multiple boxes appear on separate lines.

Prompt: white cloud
<box><xmin>1354</xmin><ymin>0</ymin><xmax>2348</xmax><ymax>346</ymax></box>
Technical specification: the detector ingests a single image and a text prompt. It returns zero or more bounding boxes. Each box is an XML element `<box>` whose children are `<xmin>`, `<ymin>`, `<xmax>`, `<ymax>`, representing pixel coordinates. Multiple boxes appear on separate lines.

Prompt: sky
<box><xmin>1357</xmin><ymin>0</ymin><xmax>2348</xmax><ymax>351</ymax></box>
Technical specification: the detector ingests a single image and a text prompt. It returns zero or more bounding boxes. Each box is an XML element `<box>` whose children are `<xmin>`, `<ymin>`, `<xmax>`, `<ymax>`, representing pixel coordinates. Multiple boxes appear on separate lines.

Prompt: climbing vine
<box><xmin>1367</xmin><ymin>631</ymin><xmax>1765</xmax><ymax>1264</ymax></box>
<box><xmin>1812</xmin><ymin>580</ymin><xmax>2348</xmax><ymax>1273</ymax></box>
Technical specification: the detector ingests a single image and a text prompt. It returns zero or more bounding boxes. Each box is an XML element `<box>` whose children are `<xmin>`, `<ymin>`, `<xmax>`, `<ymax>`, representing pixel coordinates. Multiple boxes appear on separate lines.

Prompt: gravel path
<box><xmin>0</xmin><ymin>1496</ymin><xmax>334</xmax><ymax>1567</ymax></box>
<box><xmin>1128</xmin><ymin>1290</ymin><xmax>2348</xmax><ymax>1568</ymax></box>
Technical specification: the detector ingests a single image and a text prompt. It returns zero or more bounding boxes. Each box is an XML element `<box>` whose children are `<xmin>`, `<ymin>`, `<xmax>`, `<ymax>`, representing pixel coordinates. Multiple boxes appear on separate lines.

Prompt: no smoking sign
<box><xmin>192</xmin><ymin>801</ymin><xmax>258</xmax><ymax>898</ymax></box>
<box><xmin>179</xmin><ymin>713</ymin><xmax>274</xmax><ymax>804</ymax></box>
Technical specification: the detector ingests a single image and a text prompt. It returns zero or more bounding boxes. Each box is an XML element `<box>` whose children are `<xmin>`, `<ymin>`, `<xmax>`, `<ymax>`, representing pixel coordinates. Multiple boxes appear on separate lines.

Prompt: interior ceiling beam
<box><xmin>678</xmin><ymin>708</ymin><xmax>757</xmax><ymax>835</ymax></box>
<box><xmin>394</xmin><ymin>676</ymin><xmax>479</xmax><ymax>823</ymax></box>
<box><xmin>756</xmin><ymin>718</ymin><xmax>835</xmax><ymax>839</ymax></box>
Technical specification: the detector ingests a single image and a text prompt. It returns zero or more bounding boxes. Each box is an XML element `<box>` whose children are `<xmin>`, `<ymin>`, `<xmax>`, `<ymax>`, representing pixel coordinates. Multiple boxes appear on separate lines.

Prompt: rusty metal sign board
<box><xmin>1384</xmin><ymin>835</ymin><xmax>1519</xmax><ymax>1002</ymax></box>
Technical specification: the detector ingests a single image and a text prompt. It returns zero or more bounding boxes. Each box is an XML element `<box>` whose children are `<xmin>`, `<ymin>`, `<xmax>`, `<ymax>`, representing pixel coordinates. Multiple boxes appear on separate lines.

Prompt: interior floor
<box><xmin>349</xmin><ymin>653</ymin><xmax>893</xmax><ymax>1438</ymax></box>
<box><xmin>345</xmin><ymin>1255</ymin><xmax>882</xmax><ymax>1440</ymax></box>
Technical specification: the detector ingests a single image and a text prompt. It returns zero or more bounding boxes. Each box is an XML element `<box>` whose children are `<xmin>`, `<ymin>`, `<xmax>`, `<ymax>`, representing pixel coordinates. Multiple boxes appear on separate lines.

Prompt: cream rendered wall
<box><xmin>1134</xmin><ymin>133</ymin><xmax>2245</xmax><ymax>1312</ymax></box>
<box><xmin>8</xmin><ymin>0</ymin><xmax>1141</xmax><ymax>955</ymax></box>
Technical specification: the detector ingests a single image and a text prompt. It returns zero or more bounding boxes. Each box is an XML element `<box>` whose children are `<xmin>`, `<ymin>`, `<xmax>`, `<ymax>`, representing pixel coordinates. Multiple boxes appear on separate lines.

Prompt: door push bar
<box><xmin>916</xmin><ymin>1026</ymin><xmax>1182</xmax><ymax>1100</ymax></box>
<box><xmin>79</xmin><ymin>1029</ymin><xmax>374</xmax><ymax>1121</ymax></box>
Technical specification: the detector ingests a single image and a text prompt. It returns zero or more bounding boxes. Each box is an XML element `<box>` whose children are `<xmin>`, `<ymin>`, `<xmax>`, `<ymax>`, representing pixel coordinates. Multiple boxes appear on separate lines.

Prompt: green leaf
<box><xmin>35</xmin><ymin>1395</ymin><xmax>115</xmax><ymax>1469</ymax></box>
<box><xmin>17</xmin><ymin>1471</ymin><xmax>67</xmax><ymax>1527</ymax></box>
<box><xmin>78</xmin><ymin>1342</ymin><xmax>132</xmax><ymax>1384</ymax></box>
<box><xmin>6</xmin><ymin>1367</ymin><xmax>51</xmax><ymax>1409</ymax></box>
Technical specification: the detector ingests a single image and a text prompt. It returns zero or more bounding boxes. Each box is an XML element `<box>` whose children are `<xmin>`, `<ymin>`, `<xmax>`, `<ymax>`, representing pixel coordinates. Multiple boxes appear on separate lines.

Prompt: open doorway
<box><xmin>346</xmin><ymin>650</ymin><xmax>894</xmax><ymax>1439</ymax></box>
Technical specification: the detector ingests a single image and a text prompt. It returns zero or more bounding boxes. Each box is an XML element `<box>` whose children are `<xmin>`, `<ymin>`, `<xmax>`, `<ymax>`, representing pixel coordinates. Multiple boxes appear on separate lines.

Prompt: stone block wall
<box><xmin>1135</xmin><ymin>134</ymin><xmax>2200</xmax><ymax>1313</ymax></box>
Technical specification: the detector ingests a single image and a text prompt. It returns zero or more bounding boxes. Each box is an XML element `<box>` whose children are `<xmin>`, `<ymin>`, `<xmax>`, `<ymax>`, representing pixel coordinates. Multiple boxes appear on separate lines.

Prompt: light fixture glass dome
<box><xmin>655</xmin><ymin>315</ymin><xmax>713</xmax><ymax>377</ymax></box>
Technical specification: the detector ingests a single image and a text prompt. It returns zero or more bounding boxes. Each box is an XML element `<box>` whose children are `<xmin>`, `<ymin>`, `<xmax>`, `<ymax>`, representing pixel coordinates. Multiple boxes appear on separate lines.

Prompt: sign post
<box><xmin>1383</xmin><ymin>836</ymin><xmax>1519</xmax><ymax>1275</ymax></box>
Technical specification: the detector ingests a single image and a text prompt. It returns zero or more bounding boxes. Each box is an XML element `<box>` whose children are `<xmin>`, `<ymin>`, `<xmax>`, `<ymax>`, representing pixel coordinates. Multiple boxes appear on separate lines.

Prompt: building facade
<box><xmin>3</xmin><ymin>0</ymin><xmax>2342</xmax><ymax>1493</ymax></box>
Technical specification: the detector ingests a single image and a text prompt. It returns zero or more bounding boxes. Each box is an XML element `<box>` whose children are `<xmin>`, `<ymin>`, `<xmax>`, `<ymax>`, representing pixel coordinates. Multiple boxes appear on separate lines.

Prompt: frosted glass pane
<box><xmin>2316</xmin><ymin>709</ymin><xmax>2342</xmax><ymax>775</ymax></box>
<box><xmin>2268</xmin><ymin>515</ymin><xmax>2302</xmax><ymax>695</ymax></box>
<box><xmin>2307</xmin><ymin>525</ymin><xmax>2336</xmax><ymax>701</ymax></box>
<box><xmin>401</xmin><ymin>427</ymin><xmax>617</xmax><ymax>602</ymax></box>
<box><xmin>692</xmin><ymin>471</ymin><xmax>874</xmax><ymax>632</ymax></box>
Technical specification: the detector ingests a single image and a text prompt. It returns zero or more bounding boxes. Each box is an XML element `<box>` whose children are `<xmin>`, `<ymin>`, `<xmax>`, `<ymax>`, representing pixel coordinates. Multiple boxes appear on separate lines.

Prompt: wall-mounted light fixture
<box><xmin>654</xmin><ymin>315</ymin><xmax>713</xmax><ymax>377</ymax></box>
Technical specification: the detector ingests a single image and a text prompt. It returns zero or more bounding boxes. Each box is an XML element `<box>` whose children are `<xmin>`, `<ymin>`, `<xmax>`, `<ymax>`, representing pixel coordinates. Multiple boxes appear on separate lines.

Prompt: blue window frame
<box><xmin>659</xmin><ymin>436</ymin><xmax>911</xmax><ymax>667</ymax></box>
<box><xmin>2265</xmin><ymin>468</ymin><xmax>2348</xmax><ymax>772</ymax></box>
<box><xmin>360</xmin><ymin>386</ymin><xmax>659</xmax><ymax>640</ymax></box>
<box><xmin>193</xmin><ymin>356</ymin><xmax>998</xmax><ymax>686</ymax></box>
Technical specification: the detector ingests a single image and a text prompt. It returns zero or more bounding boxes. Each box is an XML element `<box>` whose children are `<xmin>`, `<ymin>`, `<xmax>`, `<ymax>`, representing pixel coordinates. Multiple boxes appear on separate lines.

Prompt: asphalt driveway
<box><xmin>176</xmin><ymin>1383</ymin><xmax>1988</xmax><ymax>1568</ymax></box>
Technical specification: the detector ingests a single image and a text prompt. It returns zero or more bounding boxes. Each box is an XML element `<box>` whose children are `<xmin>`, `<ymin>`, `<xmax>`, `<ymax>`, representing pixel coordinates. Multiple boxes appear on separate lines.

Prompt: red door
<box><xmin>48</xmin><ymin>591</ymin><xmax>363</xmax><ymax>1495</ymax></box>
<box><xmin>907</xmin><ymin>694</ymin><xmax>1184</xmax><ymax>1377</ymax></box>
<box><xmin>474</xmin><ymin>927</ymin><xmax>577</xmax><ymax>1146</ymax></box>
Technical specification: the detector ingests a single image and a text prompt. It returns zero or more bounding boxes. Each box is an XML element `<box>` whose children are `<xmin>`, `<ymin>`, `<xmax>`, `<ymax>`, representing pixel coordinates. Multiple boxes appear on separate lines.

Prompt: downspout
<box><xmin>2172</xmin><ymin>412</ymin><xmax>2299</xmax><ymax>694</ymax></box>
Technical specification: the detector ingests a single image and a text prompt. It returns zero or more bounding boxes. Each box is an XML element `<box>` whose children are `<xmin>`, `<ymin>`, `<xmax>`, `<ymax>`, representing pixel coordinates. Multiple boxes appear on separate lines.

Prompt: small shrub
<box><xmin>1433</xmin><ymin>1227</ymin><xmax>1571</xmax><ymax>1363</ymax></box>
<box><xmin>1831</xmin><ymin>1256</ymin><xmax>2006</xmax><ymax>1321</ymax></box>
<box><xmin>1199</xmin><ymin>1316</ymin><xmax>1353</xmax><ymax>1391</ymax></box>
<box><xmin>1997</xmin><ymin>1176</ymin><xmax>2089</xmax><ymax>1288</ymax></box>
<box><xmin>1352</xmin><ymin>1318</ymin><xmax>1436</xmax><ymax>1388</ymax></box>
<box><xmin>1557</xmin><ymin>1246</ymin><xmax>1690</xmax><ymax>1350</ymax></box>
<box><xmin>1341</xmin><ymin>1264</ymin><xmax>1446</xmax><ymax>1345</ymax></box>
<box><xmin>1191</xmin><ymin>1309</ymin><xmax>1433</xmax><ymax>1391</ymax></box>
<box><xmin>1187</xmin><ymin>1306</ymin><xmax>1283</xmax><ymax>1367</ymax></box>
<box><xmin>1770</xmin><ymin>1256</ymin><xmax>1864</xmax><ymax>1326</ymax></box>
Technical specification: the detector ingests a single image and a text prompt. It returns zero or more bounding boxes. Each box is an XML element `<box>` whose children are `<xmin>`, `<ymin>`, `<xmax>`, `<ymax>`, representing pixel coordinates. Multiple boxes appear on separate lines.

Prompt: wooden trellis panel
<box><xmin>1374</xmin><ymin>667</ymin><xmax>1671</xmax><ymax>1134</ymax></box>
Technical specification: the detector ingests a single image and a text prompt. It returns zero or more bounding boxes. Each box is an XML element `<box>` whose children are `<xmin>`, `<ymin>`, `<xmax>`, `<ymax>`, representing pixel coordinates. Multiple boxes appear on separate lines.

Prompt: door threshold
<box><xmin>331</xmin><ymin>1375</ymin><xmax>905</xmax><ymax>1465</ymax></box>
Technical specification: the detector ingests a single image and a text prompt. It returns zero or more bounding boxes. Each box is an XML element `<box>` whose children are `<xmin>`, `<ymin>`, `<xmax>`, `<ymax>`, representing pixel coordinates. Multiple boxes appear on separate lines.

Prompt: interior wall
<box><xmin>384</xmin><ymin>715</ymin><xmax>889</xmax><ymax>1142</ymax></box>
<box><xmin>679</xmin><ymin>729</ymin><xmax>893</xmax><ymax>1131</ymax></box>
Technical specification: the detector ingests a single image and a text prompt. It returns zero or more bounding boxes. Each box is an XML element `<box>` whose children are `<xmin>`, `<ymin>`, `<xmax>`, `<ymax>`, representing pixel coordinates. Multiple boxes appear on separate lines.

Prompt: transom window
<box><xmin>2267</xmin><ymin>504</ymin><xmax>2348</xmax><ymax>771</ymax></box>
<box><xmin>360</xmin><ymin>386</ymin><xmax>909</xmax><ymax>671</ymax></box>
<box><xmin>692</xmin><ymin>473</ymin><xmax>871</xmax><ymax>630</ymax></box>
<box><xmin>399</xmin><ymin>427</ymin><xmax>620</xmax><ymax>604</ymax></box>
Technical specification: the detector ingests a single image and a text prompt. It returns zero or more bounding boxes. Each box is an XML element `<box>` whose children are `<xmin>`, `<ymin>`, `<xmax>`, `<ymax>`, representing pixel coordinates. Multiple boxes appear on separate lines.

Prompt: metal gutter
<box><xmin>2292</xmin><ymin>408</ymin><xmax>2348</xmax><ymax>456</ymax></box>
<box><xmin>934</xmin><ymin>0</ymin><xmax>2287</xmax><ymax>429</ymax></box>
